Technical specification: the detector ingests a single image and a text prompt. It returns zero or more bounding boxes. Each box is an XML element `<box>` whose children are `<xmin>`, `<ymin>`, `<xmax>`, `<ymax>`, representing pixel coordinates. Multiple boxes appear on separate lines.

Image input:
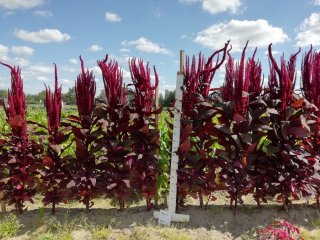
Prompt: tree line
<box><xmin>0</xmin><ymin>87</ymin><xmax>175</xmax><ymax>107</ymax></box>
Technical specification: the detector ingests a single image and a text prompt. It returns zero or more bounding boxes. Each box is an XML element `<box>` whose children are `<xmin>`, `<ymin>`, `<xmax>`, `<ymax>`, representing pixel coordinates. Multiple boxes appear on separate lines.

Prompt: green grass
<box><xmin>90</xmin><ymin>225</ymin><xmax>112</xmax><ymax>240</ymax></box>
<box><xmin>0</xmin><ymin>214</ymin><xmax>21</xmax><ymax>239</ymax></box>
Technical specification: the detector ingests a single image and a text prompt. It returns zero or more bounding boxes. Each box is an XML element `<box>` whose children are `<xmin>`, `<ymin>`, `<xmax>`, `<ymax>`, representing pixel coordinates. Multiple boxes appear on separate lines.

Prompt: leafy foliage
<box><xmin>0</xmin><ymin>61</ymin><xmax>43</xmax><ymax>214</ymax></box>
<box><xmin>258</xmin><ymin>220</ymin><xmax>303</xmax><ymax>240</ymax></box>
<box><xmin>39</xmin><ymin>64</ymin><xmax>72</xmax><ymax>214</ymax></box>
<box><xmin>176</xmin><ymin>41</ymin><xmax>320</xmax><ymax>213</ymax></box>
<box><xmin>64</xmin><ymin>56</ymin><xmax>100</xmax><ymax>213</ymax></box>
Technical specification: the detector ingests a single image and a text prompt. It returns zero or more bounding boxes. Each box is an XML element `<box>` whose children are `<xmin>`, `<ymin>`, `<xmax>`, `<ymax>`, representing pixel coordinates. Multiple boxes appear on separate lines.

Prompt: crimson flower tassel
<box><xmin>97</xmin><ymin>55</ymin><xmax>126</xmax><ymax>108</ymax></box>
<box><xmin>200</xmin><ymin>40</ymin><xmax>230</xmax><ymax>96</ymax></box>
<box><xmin>268</xmin><ymin>44</ymin><xmax>300</xmax><ymax>120</ymax></box>
<box><xmin>75</xmin><ymin>56</ymin><xmax>96</xmax><ymax>128</ymax></box>
<box><xmin>129</xmin><ymin>58</ymin><xmax>158</xmax><ymax>114</ymax></box>
<box><xmin>247</xmin><ymin>48</ymin><xmax>262</xmax><ymax>100</ymax></box>
<box><xmin>45</xmin><ymin>64</ymin><xmax>62</xmax><ymax>136</ymax></box>
<box><xmin>301</xmin><ymin>46</ymin><xmax>320</xmax><ymax>109</ymax></box>
<box><xmin>222</xmin><ymin>51</ymin><xmax>234</xmax><ymax>102</ymax></box>
<box><xmin>234</xmin><ymin>41</ymin><xmax>250</xmax><ymax>116</ymax></box>
<box><xmin>0</xmin><ymin>61</ymin><xmax>27</xmax><ymax>143</ymax></box>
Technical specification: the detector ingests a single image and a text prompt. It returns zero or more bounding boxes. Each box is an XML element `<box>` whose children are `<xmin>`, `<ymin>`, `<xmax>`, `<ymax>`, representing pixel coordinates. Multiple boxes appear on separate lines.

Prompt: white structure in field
<box><xmin>153</xmin><ymin>50</ymin><xmax>190</xmax><ymax>225</ymax></box>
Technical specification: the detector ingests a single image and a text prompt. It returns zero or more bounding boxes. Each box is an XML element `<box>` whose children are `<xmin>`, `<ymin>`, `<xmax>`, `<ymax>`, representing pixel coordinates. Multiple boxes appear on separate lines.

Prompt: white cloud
<box><xmin>9</xmin><ymin>57</ymin><xmax>30</xmax><ymax>67</ymax></box>
<box><xmin>0</xmin><ymin>44</ymin><xmax>9</xmax><ymax>61</ymax></box>
<box><xmin>3</xmin><ymin>11</ymin><xmax>14</xmax><ymax>17</ymax></box>
<box><xmin>11</xmin><ymin>46</ymin><xmax>34</xmax><ymax>56</ymax></box>
<box><xmin>60</xmin><ymin>79</ymin><xmax>74</xmax><ymax>92</ymax></box>
<box><xmin>89</xmin><ymin>44</ymin><xmax>103</xmax><ymax>52</ymax></box>
<box><xmin>314</xmin><ymin>0</ymin><xmax>320</xmax><ymax>5</ymax></box>
<box><xmin>0</xmin><ymin>0</ymin><xmax>44</xmax><ymax>10</ymax></box>
<box><xmin>296</xmin><ymin>13</ymin><xmax>320</xmax><ymax>47</ymax></box>
<box><xmin>89</xmin><ymin>66</ymin><xmax>102</xmax><ymax>77</ymax></box>
<box><xmin>180</xmin><ymin>34</ymin><xmax>188</xmax><ymax>39</ymax></box>
<box><xmin>14</xmin><ymin>29</ymin><xmax>71</xmax><ymax>43</ymax></box>
<box><xmin>202</xmin><ymin>0</ymin><xmax>243</xmax><ymax>14</ymax></box>
<box><xmin>36</xmin><ymin>76</ymin><xmax>49</xmax><ymax>82</ymax></box>
<box><xmin>107</xmin><ymin>54</ymin><xmax>130</xmax><ymax>65</ymax></box>
<box><xmin>61</xmin><ymin>66</ymin><xmax>77</xmax><ymax>73</ymax></box>
<box><xmin>178</xmin><ymin>0</ymin><xmax>243</xmax><ymax>14</ymax></box>
<box><xmin>194</xmin><ymin>19</ymin><xmax>289</xmax><ymax>51</ymax></box>
<box><xmin>153</xmin><ymin>7</ymin><xmax>163</xmax><ymax>18</ymax></box>
<box><xmin>119</xmin><ymin>48</ymin><xmax>130</xmax><ymax>53</ymax></box>
<box><xmin>28</xmin><ymin>64</ymin><xmax>52</xmax><ymax>74</ymax></box>
<box><xmin>69</xmin><ymin>58</ymin><xmax>78</xmax><ymax>64</ymax></box>
<box><xmin>179</xmin><ymin>0</ymin><xmax>201</xmax><ymax>4</ymax></box>
<box><xmin>264</xmin><ymin>50</ymin><xmax>280</xmax><ymax>55</ymax></box>
<box><xmin>122</xmin><ymin>68</ymin><xmax>131</xmax><ymax>81</ymax></box>
<box><xmin>105</xmin><ymin>12</ymin><xmax>121</xmax><ymax>22</ymax></box>
<box><xmin>125</xmin><ymin>37</ymin><xmax>172</xmax><ymax>55</ymax></box>
<box><xmin>33</xmin><ymin>10</ymin><xmax>53</xmax><ymax>17</ymax></box>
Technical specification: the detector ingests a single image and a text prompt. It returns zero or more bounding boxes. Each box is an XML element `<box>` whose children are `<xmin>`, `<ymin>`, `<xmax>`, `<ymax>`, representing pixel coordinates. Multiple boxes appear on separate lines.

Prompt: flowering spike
<box><xmin>234</xmin><ymin>41</ymin><xmax>249</xmax><ymax>115</ymax></box>
<box><xmin>45</xmin><ymin>64</ymin><xmax>62</xmax><ymax>135</ymax></box>
<box><xmin>0</xmin><ymin>61</ymin><xmax>27</xmax><ymax>142</ymax></box>
<box><xmin>287</xmin><ymin>47</ymin><xmax>301</xmax><ymax>88</ymax></box>
<box><xmin>222</xmin><ymin>52</ymin><xmax>234</xmax><ymax>102</ymax></box>
<box><xmin>301</xmin><ymin>46</ymin><xmax>313</xmax><ymax>101</ymax></box>
<box><xmin>200</xmin><ymin>40</ymin><xmax>230</xmax><ymax>96</ymax></box>
<box><xmin>247</xmin><ymin>47</ymin><xmax>262</xmax><ymax>99</ymax></box>
<box><xmin>75</xmin><ymin>56</ymin><xmax>96</xmax><ymax>128</ymax></box>
<box><xmin>301</xmin><ymin>45</ymin><xmax>320</xmax><ymax>109</ymax></box>
<box><xmin>97</xmin><ymin>55</ymin><xmax>126</xmax><ymax>108</ymax></box>
<box><xmin>129</xmin><ymin>58</ymin><xmax>158</xmax><ymax>114</ymax></box>
<box><xmin>268</xmin><ymin>44</ymin><xmax>299</xmax><ymax>119</ymax></box>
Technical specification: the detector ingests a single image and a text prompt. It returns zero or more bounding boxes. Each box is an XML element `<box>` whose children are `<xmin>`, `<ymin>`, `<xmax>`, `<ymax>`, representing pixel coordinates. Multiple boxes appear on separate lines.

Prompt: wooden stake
<box><xmin>0</xmin><ymin>191</ymin><xmax>6</xmax><ymax>213</ymax></box>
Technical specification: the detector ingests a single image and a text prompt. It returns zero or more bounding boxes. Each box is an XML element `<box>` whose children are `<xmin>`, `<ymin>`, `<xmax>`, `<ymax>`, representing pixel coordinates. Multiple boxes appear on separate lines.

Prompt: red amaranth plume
<box><xmin>222</xmin><ymin>41</ymin><xmax>256</xmax><ymax>116</ymax></box>
<box><xmin>184</xmin><ymin>41</ymin><xmax>230</xmax><ymax>97</ymax></box>
<box><xmin>183</xmin><ymin>52</ymin><xmax>203</xmax><ymax>114</ymax></box>
<box><xmin>45</xmin><ymin>64</ymin><xmax>62</xmax><ymax>135</ymax></box>
<box><xmin>0</xmin><ymin>61</ymin><xmax>27</xmax><ymax>141</ymax></box>
<box><xmin>268</xmin><ymin>44</ymin><xmax>300</xmax><ymax>119</ymax></box>
<box><xmin>246</xmin><ymin>47</ymin><xmax>262</xmax><ymax>100</ymax></box>
<box><xmin>183</xmin><ymin>41</ymin><xmax>230</xmax><ymax>116</ymax></box>
<box><xmin>97</xmin><ymin>55</ymin><xmax>126</xmax><ymax>108</ymax></box>
<box><xmin>222</xmin><ymin>50</ymin><xmax>234</xmax><ymax>102</ymax></box>
<box><xmin>312</xmin><ymin>51</ymin><xmax>320</xmax><ymax>108</ymax></box>
<box><xmin>301</xmin><ymin>46</ymin><xmax>320</xmax><ymax>109</ymax></box>
<box><xmin>129</xmin><ymin>58</ymin><xmax>158</xmax><ymax>114</ymax></box>
<box><xmin>301</xmin><ymin>46</ymin><xmax>313</xmax><ymax>102</ymax></box>
<box><xmin>234</xmin><ymin>41</ymin><xmax>250</xmax><ymax>116</ymax></box>
<box><xmin>75</xmin><ymin>56</ymin><xmax>96</xmax><ymax>128</ymax></box>
<box><xmin>199</xmin><ymin>40</ymin><xmax>230</xmax><ymax>96</ymax></box>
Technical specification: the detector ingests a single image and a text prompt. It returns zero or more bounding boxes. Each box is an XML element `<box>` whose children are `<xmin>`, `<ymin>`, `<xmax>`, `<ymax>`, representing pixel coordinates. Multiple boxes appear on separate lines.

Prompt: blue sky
<box><xmin>0</xmin><ymin>0</ymin><xmax>320</xmax><ymax>95</ymax></box>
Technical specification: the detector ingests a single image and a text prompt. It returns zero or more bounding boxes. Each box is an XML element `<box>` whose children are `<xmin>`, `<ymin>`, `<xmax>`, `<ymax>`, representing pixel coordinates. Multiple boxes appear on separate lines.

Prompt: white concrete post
<box><xmin>153</xmin><ymin>50</ymin><xmax>190</xmax><ymax>224</ymax></box>
<box><xmin>0</xmin><ymin>191</ymin><xmax>6</xmax><ymax>213</ymax></box>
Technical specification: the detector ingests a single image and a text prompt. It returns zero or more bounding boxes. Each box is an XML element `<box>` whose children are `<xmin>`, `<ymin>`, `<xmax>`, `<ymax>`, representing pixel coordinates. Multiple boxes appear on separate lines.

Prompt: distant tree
<box><xmin>26</xmin><ymin>90</ymin><xmax>45</xmax><ymax>104</ymax></box>
<box><xmin>159</xmin><ymin>89</ymin><xmax>175</xmax><ymax>107</ymax></box>
<box><xmin>62</xmin><ymin>86</ymin><xmax>76</xmax><ymax>105</ymax></box>
<box><xmin>0</xmin><ymin>89</ymin><xmax>8</xmax><ymax>100</ymax></box>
